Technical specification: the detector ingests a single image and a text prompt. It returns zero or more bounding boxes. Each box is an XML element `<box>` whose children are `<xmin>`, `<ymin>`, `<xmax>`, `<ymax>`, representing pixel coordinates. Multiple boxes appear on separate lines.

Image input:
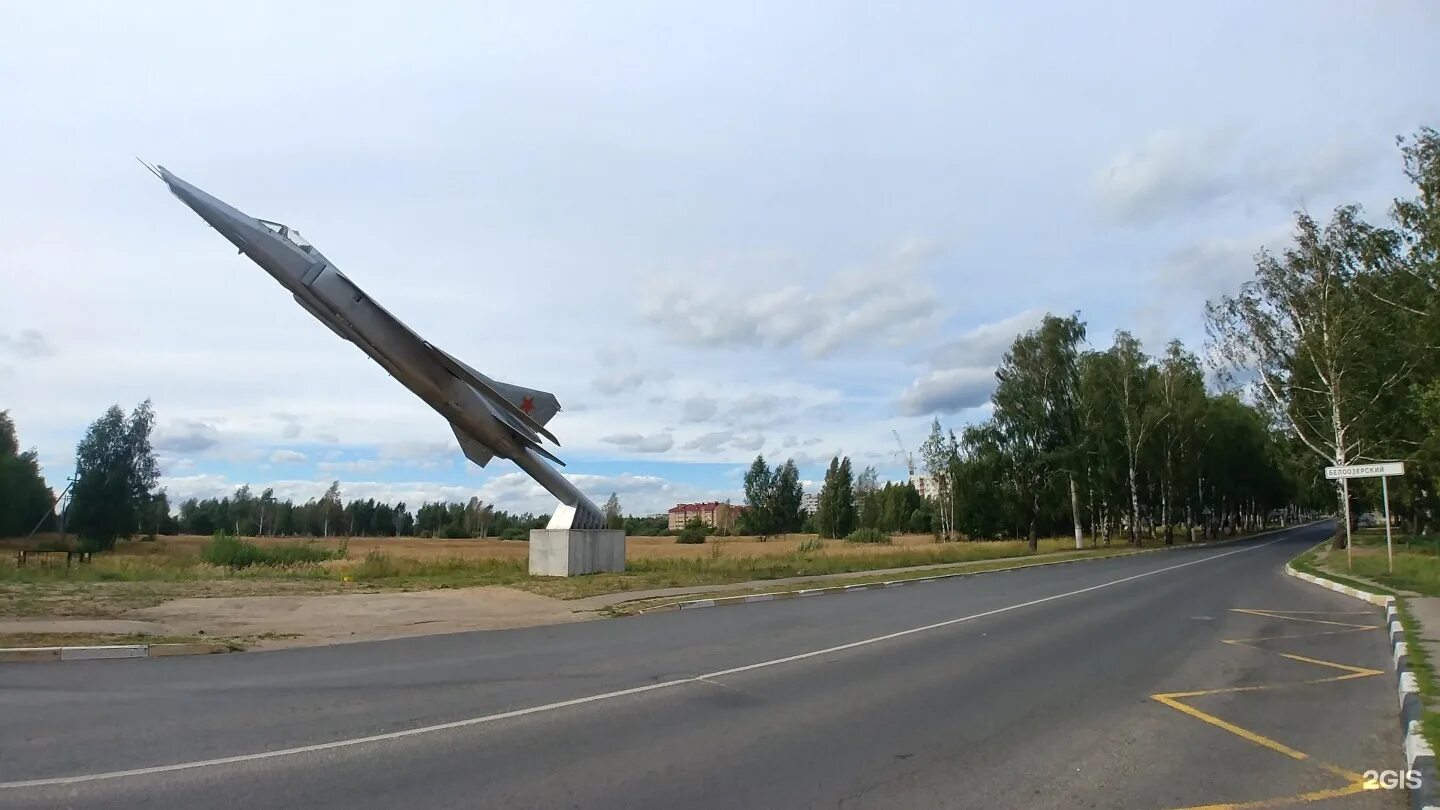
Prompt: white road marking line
<box><xmin>0</xmin><ymin>534</ymin><xmax>1287</xmax><ymax>790</ymax></box>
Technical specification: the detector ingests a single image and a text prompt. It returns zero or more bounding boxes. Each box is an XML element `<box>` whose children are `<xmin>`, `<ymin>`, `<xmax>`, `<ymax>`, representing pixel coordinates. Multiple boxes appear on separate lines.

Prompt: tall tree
<box><xmin>257</xmin><ymin>487</ymin><xmax>275</xmax><ymax>536</ymax></box>
<box><xmin>770</xmin><ymin>459</ymin><xmax>804</xmax><ymax>534</ymax></box>
<box><xmin>1077</xmin><ymin>350</ymin><xmax>1126</xmax><ymax>545</ymax></box>
<box><xmin>854</xmin><ymin>465</ymin><xmax>880</xmax><ymax>530</ymax></box>
<box><xmin>741</xmin><ymin>455</ymin><xmax>776</xmax><ymax>538</ymax></box>
<box><xmin>834</xmin><ymin>456</ymin><xmax>857</xmax><ymax>537</ymax></box>
<box><xmin>1106</xmin><ymin>332</ymin><xmax>1165</xmax><ymax>546</ymax></box>
<box><xmin>992</xmin><ymin>314</ymin><xmax>1086</xmax><ymax>550</ymax></box>
<box><xmin>0</xmin><ymin>411</ymin><xmax>55</xmax><ymax>537</ymax></box>
<box><xmin>816</xmin><ymin>457</ymin><xmax>841</xmax><ymax>539</ymax></box>
<box><xmin>68</xmin><ymin>400</ymin><xmax>159</xmax><ymax>550</ymax></box>
<box><xmin>1154</xmin><ymin>341</ymin><xmax>1207</xmax><ymax>544</ymax></box>
<box><xmin>918</xmin><ymin>419</ymin><xmax>956</xmax><ymax>539</ymax></box>
<box><xmin>319</xmin><ymin>480</ymin><xmax>343</xmax><ymax>537</ymax></box>
<box><xmin>1208</xmin><ymin>208</ymin><xmax>1403</xmax><ymax>548</ymax></box>
<box><xmin>603</xmin><ymin>492</ymin><xmax>623</xmax><ymax>531</ymax></box>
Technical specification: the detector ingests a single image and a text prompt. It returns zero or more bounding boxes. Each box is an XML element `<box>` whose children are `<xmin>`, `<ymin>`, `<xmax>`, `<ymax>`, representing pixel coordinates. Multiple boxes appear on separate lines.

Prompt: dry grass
<box><xmin>8</xmin><ymin>532</ymin><xmax>1089</xmax><ymax>563</ymax></box>
<box><xmin>0</xmin><ymin>530</ymin><xmax>1211</xmax><ymax>618</ymax></box>
<box><xmin>0</xmin><ymin>578</ymin><xmax>363</xmax><ymax>617</ymax></box>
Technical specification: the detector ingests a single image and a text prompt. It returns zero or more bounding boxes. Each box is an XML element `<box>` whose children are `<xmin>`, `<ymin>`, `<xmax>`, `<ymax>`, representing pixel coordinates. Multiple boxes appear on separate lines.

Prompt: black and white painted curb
<box><xmin>0</xmin><ymin>642</ymin><xmax>229</xmax><ymax>663</ymax></box>
<box><xmin>1284</xmin><ymin>561</ymin><xmax>1440</xmax><ymax>810</ymax></box>
<box><xmin>640</xmin><ymin>523</ymin><xmax>1321</xmax><ymax>615</ymax></box>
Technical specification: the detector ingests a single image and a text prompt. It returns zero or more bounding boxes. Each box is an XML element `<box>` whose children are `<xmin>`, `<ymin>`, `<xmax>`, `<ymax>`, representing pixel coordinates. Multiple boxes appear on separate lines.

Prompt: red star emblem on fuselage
<box><xmin>520</xmin><ymin>396</ymin><xmax>536</xmax><ymax>415</ymax></box>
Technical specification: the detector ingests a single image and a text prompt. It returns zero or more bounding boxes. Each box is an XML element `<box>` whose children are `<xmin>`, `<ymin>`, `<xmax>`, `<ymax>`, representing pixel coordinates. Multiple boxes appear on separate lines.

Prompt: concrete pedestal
<box><xmin>528</xmin><ymin>529</ymin><xmax>625</xmax><ymax>576</ymax></box>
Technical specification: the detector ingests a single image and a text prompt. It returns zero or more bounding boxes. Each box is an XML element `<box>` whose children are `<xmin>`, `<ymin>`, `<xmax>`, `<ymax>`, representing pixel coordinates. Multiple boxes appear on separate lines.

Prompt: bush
<box><xmin>201</xmin><ymin>532</ymin><xmax>263</xmax><ymax>568</ymax></box>
<box><xmin>677</xmin><ymin>517</ymin><xmax>708</xmax><ymax>544</ymax></box>
<box><xmin>201</xmin><ymin>531</ymin><xmax>344</xmax><ymax>568</ymax></box>
<box><xmin>354</xmin><ymin>550</ymin><xmax>400</xmax><ymax>579</ymax></box>
<box><xmin>501</xmin><ymin>527</ymin><xmax>528</xmax><ymax>541</ymax></box>
<box><xmin>796</xmin><ymin>536</ymin><xmax>824</xmax><ymax>554</ymax></box>
<box><xmin>845</xmin><ymin>528</ymin><xmax>892</xmax><ymax>544</ymax></box>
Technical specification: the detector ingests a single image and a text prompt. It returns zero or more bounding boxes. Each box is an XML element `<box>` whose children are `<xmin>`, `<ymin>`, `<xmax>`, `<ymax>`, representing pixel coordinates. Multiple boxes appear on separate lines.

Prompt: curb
<box><xmin>1283</xmin><ymin>559</ymin><xmax>1439</xmax><ymax>810</ymax></box>
<box><xmin>641</xmin><ymin>523</ymin><xmax>1321</xmax><ymax>615</ymax></box>
<box><xmin>0</xmin><ymin>642</ymin><xmax>230</xmax><ymax>663</ymax></box>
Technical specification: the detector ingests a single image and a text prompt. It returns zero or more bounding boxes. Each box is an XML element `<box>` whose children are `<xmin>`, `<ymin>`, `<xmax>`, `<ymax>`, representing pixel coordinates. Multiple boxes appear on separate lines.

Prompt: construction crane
<box><xmin>891</xmin><ymin>430</ymin><xmax>915</xmax><ymax>478</ymax></box>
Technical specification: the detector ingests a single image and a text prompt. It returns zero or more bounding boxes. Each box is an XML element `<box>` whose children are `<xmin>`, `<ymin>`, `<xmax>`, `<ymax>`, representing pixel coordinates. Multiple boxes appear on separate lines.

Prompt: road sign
<box><xmin>1325</xmin><ymin>461</ymin><xmax>1405</xmax><ymax>574</ymax></box>
<box><xmin>1325</xmin><ymin>462</ymin><xmax>1406</xmax><ymax>480</ymax></box>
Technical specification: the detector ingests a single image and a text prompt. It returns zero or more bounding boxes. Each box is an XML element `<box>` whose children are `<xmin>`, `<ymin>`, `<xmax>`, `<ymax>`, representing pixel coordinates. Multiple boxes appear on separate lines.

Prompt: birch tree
<box><xmin>1155</xmin><ymin>341</ymin><xmax>1206</xmax><ymax>544</ymax></box>
<box><xmin>1207</xmin><ymin>208</ymin><xmax>1403</xmax><ymax>547</ymax></box>
<box><xmin>918</xmin><ymin>419</ymin><xmax>955</xmax><ymax>539</ymax></box>
<box><xmin>1106</xmin><ymin>332</ymin><xmax>1165</xmax><ymax>546</ymax></box>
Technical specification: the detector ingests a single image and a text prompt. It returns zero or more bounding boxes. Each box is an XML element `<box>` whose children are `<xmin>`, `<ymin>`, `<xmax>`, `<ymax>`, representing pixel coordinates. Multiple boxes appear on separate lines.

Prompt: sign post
<box><xmin>1324</xmin><ymin>462</ymin><xmax>1406</xmax><ymax>573</ymax></box>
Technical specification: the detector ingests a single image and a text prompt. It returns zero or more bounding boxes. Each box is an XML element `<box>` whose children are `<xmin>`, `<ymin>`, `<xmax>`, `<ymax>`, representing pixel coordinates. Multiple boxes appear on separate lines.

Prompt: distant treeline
<box><xmin>167</xmin><ymin>484</ymin><xmax>670</xmax><ymax>540</ymax></box>
<box><xmin>169</xmin><ymin>483</ymin><xmax>541</xmax><ymax>540</ymax></box>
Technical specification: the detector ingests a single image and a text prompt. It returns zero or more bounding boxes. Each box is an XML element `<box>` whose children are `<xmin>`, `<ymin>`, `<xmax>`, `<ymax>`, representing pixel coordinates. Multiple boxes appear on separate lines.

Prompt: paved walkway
<box><xmin>1406</xmin><ymin>597</ymin><xmax>1440</xmax><ymax>670</ymax></box>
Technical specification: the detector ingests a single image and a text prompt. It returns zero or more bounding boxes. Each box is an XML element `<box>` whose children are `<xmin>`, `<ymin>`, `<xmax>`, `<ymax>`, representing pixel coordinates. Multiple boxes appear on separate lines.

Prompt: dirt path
<box><xmin>117</xmin><ymin>587</ymin><xmax>592</xmax><ymax>648</ymax></box>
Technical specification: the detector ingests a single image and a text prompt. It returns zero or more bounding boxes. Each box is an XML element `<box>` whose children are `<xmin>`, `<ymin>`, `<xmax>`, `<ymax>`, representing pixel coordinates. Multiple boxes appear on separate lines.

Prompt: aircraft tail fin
<box><xmin>488</xmin><ymin>380</ymin><xmax>561</xmax><ymax>428</ymax></box>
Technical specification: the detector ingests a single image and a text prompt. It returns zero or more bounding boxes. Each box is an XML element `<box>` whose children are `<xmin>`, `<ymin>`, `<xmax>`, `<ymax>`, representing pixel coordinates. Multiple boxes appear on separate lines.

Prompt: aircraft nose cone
<box><xmin>152</xmin><ymin>166</ymin><xmax>252</xmax><ymax>251</ymax></box>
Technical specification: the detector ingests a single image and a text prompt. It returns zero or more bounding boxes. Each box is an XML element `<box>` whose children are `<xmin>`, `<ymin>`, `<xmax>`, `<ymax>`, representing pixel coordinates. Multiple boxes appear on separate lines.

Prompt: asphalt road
<box><xmin>0</xmin><ymin>523</ymin><xmax>1406</xmax><ymax>809</ymax></box>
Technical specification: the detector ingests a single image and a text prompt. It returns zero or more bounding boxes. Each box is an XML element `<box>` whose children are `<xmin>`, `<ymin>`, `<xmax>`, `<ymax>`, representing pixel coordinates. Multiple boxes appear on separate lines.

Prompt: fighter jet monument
<box><xmin>149</xmin><ymin>164</ymin><xmax>623</xmax><ymax>576</ymax></box>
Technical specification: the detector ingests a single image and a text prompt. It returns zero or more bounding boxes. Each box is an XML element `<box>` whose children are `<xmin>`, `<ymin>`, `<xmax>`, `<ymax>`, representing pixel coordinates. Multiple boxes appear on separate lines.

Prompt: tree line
<box><xmin>1208</xmin><ymin>127</ymin><xmax>1440</xmax><ymax>543</ymax></box>
<box><xmin>910</xmin><ymin>127</ymin><xmax>1440</xmax><ymax>550</ymax></box>
<box><xmin>173</xmin><ymin>485</ymin><xmax>550</xmax><ymax>540</ymax></box>
<box><xmin>916</xmin><ymin>323</ymin><xmax>1306</xmax><ymax>549</ymax></box>
<box><xmin>740</xmin><ymin>453</ymin><xmax>932</xmax><ymax>539</ymax></box>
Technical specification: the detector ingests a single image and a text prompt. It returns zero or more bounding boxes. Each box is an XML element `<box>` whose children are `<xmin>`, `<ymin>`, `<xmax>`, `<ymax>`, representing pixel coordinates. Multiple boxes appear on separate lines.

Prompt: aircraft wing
<box><xmin>451</xmin><ymin>423</ymin><xmax>495</xmax><ymax>468</ymax></box>
<box><xmin>424</xmin><ymin>342</ymin><xmax>561</xmax><ymax>446</ymax></box>
<box><xmin>451</xmin><ymin>404</ymin><xmax>567</xmax><ymax>469</ymax></box>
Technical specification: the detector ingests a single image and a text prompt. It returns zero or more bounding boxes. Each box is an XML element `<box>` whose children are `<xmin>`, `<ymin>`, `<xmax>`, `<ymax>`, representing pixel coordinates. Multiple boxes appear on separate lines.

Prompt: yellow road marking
<box><xmin>1154</xmin><ymin>608</ymin><xmax>1384</xmax><ymax>808</ymax></box>
<box><xmin>1150</xmin><ymin>693</ymin><xmax>1311</xmax><ymax>761</ymax></box>
<box><xmin>1173</xmin><ymin>778</ymin><xmax>1367</xmax><ymax>810</ymax></box>
<box><xmin>1228</xmin><ymin>610</ymin><xmax>1374</xmax><ymax>615</ymax></box>
<box><xmin>1275</xmin><ymin>652</ymin><xmax>1383</xmax><ymax>678</ymax></box>
<box><xmin>1223</xmin><ymin>626</ymin><xmax>1376</xmax><ymax>645</ymax></box>
<box><xmin>1229</xmin><ymin>608</ymin><xmax>1375</xmax><ymax>629</ymax></box>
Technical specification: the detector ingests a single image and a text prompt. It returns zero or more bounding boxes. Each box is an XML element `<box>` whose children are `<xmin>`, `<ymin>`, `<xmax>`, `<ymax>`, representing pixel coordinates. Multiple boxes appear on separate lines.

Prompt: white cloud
<box><xmin>268</xmin><ymin>449</ymin><xmax>308</xmax><ymax>464</ymax></box>
<box><xmin>0</xmin><ymin>329</ymin><xmax>54</xmax><ymax>359</ymax></box>
<box><xmin>928</xmin><ymin>309</ymin><xmax>1046</xmax><ymax>370</ymax></box>
<box><xmin>683</xmin><ymin>431</ymin><xmax>737</xmax><ymax>453</ymax></box>
<box><xmin>682</xmin><ymin>429</ymin><xmax>766</xmax><ymax>453</ymax></box>
<box><xmin>317</xmin><ymin>459</ymin><xmax>395</xmax><ymax>475</ymax></box>
<box><xmin>679</xmin><ymin>394</ymin><xmax>718</xmax><ymax>423</ymax></box>
<box><xmin>153</xmin><ymin>419</ymin><xmax>221</xmax><ymax>453</ymax></box>
<box><xmin>897</xmin><ymin>367</ymin><xmax>997</xmax><ymax>416</ymax></box>
<box><xmin>591</xmin><ymin>369</ymin><xmax>648</xmax><ymax>395</ymax></box>
<box><xmin>1095</xmin><ymin>130</ymin><xmax>1387</xmax><ymax>225</ymax></box>
<box><xmin>639</xmin><ymin>239</ymin><xmax>944</xmax><ymax>358</ymax></box>
<box><xmin>1156</xmin><ymin>225</ymin><xmax>1293</xmax><ymax>299</ymax></box>
<box><xmin>600</xmin><ymin>432</ymin><xmax>675</xmax><ymax>453</ymax></box>
<box><xmin>1095</xmin><ymin>131</ymin><xmax>1236</xmax><ymax>225</ymax></box>
<box><xmin>378</xmin><ymin>440</ymin><xmax>454</xmax><ymax>464</ymax></box>
<box><xmin>896</xmin><ymin>309</ymin><xmax>1045</xmax><ymax>416</ymax></box>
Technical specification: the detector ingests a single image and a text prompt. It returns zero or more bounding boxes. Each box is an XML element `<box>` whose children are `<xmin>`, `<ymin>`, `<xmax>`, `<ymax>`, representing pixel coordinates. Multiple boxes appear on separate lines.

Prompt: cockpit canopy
<box><xmin>258</xmin><ymin>219</ymin><xmax>314</xmax><ymax>252</ymax></box>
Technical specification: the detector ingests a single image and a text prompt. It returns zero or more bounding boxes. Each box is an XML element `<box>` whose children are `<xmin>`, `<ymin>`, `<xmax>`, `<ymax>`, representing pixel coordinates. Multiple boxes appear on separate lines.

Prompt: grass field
<box><xmin>1318</xmin><ymin>529</ymin><xmax>1440</xmax><ymax>596</ymax></box>
<box><xmin>0</xmin><ymin>529</ymin><xmax>1240</xmax><ymax>619</ymax></box>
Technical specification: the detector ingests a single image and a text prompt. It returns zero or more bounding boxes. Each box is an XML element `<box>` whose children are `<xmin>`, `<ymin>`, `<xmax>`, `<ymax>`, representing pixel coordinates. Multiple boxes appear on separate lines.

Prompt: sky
<box><xmin>2</xmin><ymin>2</ymin><xmax>1437</xmax><ymax>517</ymax></box>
